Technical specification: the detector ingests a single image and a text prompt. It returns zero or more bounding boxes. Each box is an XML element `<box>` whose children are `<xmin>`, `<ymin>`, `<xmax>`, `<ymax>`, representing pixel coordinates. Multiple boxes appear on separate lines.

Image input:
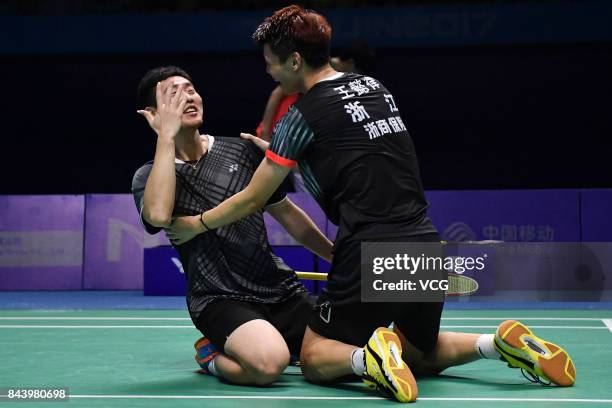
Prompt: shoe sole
<box><xmin>495</xmin><ymin>320</ymin><xmax>576</xmax><ymax>387</ymax></box>
<box><xmin>364</xmin><ymin>328</ymin><xmax>418</xmax><ymax>402</ymax></box>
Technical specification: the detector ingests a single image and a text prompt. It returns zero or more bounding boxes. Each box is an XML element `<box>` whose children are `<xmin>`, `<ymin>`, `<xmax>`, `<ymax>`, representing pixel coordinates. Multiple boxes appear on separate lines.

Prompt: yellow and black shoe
<box><xmin>362</xmin><ymin>327</ymin><xmax>418</xmax><ymax>402</ymax></box>
<box><xmin>494</xmin><ymin>320</ymin><xmax>576</xmax><ymax>386</ymax></box>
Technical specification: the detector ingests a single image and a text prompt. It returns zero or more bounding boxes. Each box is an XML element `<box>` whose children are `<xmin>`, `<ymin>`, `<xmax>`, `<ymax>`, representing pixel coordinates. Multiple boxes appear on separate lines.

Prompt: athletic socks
<box><xmin>351</xmin><ymin>348</ymin><xmax>366</xmax><ymax>376</ymax></box>
<box><xmin>353</xmin><ymin>335</ymin><xmax>499</xmax><ymax>376</ymax></box>
<box><xmin>207</xmin><ymin>356</ymin><xmax>219</xmax><ymax>376</ymax></box>
<box><xmin>476</xmin><ymin>334</ymin><xmax>501</xmax><ymax>359</ymax></box>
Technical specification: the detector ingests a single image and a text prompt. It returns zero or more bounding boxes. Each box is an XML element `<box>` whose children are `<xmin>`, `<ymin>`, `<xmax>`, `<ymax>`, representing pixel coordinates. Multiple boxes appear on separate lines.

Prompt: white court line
<box><xmin>603</xmin><ymin>319</ymin><xmax>612</xmax><ymax>333</ymax></box>
<box><xmin>440</xmin><ymin>325</ymin><xmax>607</xmax><ymax>330</ymax></box>
<box><xmin>0</xmin><ymin>325</ymin><xmax>607</xmax><ymax>330</ymax></box>
<box><xmin>442</xmin><ymin>317</ymin><xmax>609</xmax><ymax>321</ymax></box>
<box><xmin>0</xmin><ymin>325</ymin><xmax>194</xmax><ymax>329</ymax></box>
<box><xmin>1</xmin><ymin>395</ymin><xmax>608</xmax><ymax>403</ymax></box>
<box><xmin>0</xmin><ymin>317</ymin><xmax>190</xmax><ymax>321</ymax></box>
<box><xmin>0</xmin><ymin>316</ymin><xmax>608</xmax><ymax>321</ymax></box>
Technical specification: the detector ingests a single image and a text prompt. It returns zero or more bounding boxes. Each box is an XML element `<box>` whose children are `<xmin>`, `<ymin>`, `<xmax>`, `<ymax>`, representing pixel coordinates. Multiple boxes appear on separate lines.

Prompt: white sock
<box><xmin>351</xmin><ymin>348</ymin><xmax>366</xmax><ymax>376</ymax></box>
<box><xmin>207</xmin><ymin>356</ymin><xmax>219</xmax><ymax>376</ymax></box>
<box><xmin>476</xmin><ymin>334</ymin><xmax>501</xmax><ymax>359</ymax></box>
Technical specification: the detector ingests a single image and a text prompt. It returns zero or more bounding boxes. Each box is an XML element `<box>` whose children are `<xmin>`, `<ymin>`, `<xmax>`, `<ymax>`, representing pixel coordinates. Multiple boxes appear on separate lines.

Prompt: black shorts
<box><xmin>195</xmin><ymin>292</ymin><xmax>313</xmax><ymax>356</ymax></box>
<box><xmin>308</xmin><ymin>233</ymin><xmax>444</xmax><ymax>353</ymax></box>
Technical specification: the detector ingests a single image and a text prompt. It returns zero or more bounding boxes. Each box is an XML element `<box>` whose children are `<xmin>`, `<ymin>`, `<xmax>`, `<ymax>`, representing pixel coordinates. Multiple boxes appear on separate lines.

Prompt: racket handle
<box><xmin>296</xmin><ymin>271</ymin><xmax>328</xmax><ymax>281</ymax></box>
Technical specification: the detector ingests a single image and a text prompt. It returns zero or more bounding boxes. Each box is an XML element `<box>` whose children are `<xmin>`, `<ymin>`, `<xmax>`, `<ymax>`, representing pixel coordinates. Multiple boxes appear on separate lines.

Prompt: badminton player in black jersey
<box><xmin>164</xmin><ymin>8</ymin><xmax>576</xmax><ymax>401</ymax></box>
<box><xmin>133</xmin><ymin>66</ymin><xmax>333</xmax><ymax>386</ymax></box>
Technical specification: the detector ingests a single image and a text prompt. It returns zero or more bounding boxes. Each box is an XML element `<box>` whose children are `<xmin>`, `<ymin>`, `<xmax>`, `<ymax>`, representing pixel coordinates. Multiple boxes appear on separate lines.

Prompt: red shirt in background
<box><xmin>256</xmin><ymin>93</ymin><xmax>300</xmax><ymax>139</ymax></box>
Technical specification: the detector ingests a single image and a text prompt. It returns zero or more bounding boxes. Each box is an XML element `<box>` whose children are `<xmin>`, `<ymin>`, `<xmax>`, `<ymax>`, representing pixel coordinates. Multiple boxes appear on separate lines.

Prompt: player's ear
<box><xmin>290</xmin><ymin>52</ymin><xmax>302</xmax><ymax>71</ymax></box>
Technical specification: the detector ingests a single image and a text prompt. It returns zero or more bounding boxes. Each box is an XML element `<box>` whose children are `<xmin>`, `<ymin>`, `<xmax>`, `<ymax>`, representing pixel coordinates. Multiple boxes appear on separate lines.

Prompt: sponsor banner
<box><xmin>0</xmin><ymin>195</ymin><xmax>84</xmax><ymax>290</ymax></box>
<box><xmin>427</xmin><ymin>189</ymin><xmax>580</xmax><ymax>243</ymax></box>
<box><xmin>362</xmin><ymin>242</ymin><xmax>612</xmax><ymax>302</ymax></box>
<box><xmin>0</xmin><ymin>231</ymin><xmax>82</xmax><ymax>268</ymax></box>
<box><xmin>143</xmin><ymin>246</ymin><xmax>185</xmax><ymax>296</ymax></box>
<box><xmin>486</xmin><ymin>243</ymin><xmax>612</xmax><ymax>299</ymax></box>
<box><xmin>581</xmin><ymin>189</ymin><xmax>612</xmax><ymax>242</ymax></box>
<box><xmin>83</xmin><ymin>194</ymin><xmax>170</xmax><ymax>289</ymax></box>
<box><xmin>0</xmin><ymin>190</ymin><xmax>609</xmax><ymax>295</ymax></box>
<box><xmin>328</xmin><ymin>189</ymin><xmax>579</xmax><ymax>267</ymax></box>
<box><xmin>575</xmin><ymin>243</ymin><xmax>612</xmax><ymax>292</ymax></box>
<box><xmin>143</xmin><ymin>245</ymin><xmax>318</xmax><ymax>296</ymax></box>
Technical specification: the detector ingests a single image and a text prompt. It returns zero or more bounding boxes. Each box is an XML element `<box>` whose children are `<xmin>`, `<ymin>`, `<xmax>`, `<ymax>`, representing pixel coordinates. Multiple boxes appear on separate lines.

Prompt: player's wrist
<box><xmin>158</xmin><ymin>127</ymin><xmax>178</xmax><ymax>141</ymax></box>
<box><xmin>198</xmin><ymin>212</ymin><xmax>213</xmax><ymax>233</ymax></box>
<box><xmin>156</xmin><ymin>133</ymin><xmax>176</xmax><ymax>147</ymax></box>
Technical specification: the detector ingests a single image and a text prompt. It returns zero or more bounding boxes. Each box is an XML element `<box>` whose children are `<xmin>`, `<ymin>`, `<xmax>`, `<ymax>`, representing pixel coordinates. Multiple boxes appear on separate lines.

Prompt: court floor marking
<box><xmin>0</xmin><ymin>325</ymin><xmax>608</xmax><ymax>330</ymax></box>
<box><xmin>603</xmin><ymin>319</ymin><xmax>612</xmax><ymax>333</ymax></box>
<box><xmin>440</xmin><ymin>325</ymin><xmax>608</xmax><ymax>330</ymax></box>
<box><xmin>0</xmin><ymin>317</ymin><xmax>191</xmax><ymax>321</ymax></box>
<box><xmin>442</xmin><ymin>317</ymin><xmax>609</xmax><ymax>321</ymax></box>
<box><xmin>2</xmin><ymin>395</ymin><xmax>609</xmax><ymax>403</ymax></box>
<box><xmin>0</xmin><ymin>316</ymin><xmax>609</xmax><ymax>321</ymax></box>
<box><xmin>0</xmin><ymin>325</ymin><xmax>194</xmax><ymax>329</ymax></box>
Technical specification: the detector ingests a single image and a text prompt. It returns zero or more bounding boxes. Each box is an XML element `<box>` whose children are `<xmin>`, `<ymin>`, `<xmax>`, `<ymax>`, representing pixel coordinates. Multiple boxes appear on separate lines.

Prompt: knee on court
<box><xmin>244</xmin><ymin>348</ymin><xmax>290</xmax><ymax>385</ymax></box>
<box><xmin>299</xmin><ymin>343</ymin><xmax>330</xmax><ymax>383</ymax></box>
<box><xmin>299</xmin><ymin>362</ymin><xmax>327</xmax><ymax>383</ymax></box>
<box><xmin>299</xmin><ymin>351</ymin><xmax>316</xmax><ymax>379</ymax></box>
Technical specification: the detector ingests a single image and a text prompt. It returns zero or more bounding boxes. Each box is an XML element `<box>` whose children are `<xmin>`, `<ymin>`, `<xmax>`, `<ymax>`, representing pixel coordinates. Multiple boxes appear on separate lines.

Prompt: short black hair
<box><xmin>252</xmin><ymin>5</ymin><xmax>332</xmax><ymax>68</ymax></box>
<box><xmin>136</xmin><ymin>66</ymin><xmax>193</xmax><ymax>108</ymax></box>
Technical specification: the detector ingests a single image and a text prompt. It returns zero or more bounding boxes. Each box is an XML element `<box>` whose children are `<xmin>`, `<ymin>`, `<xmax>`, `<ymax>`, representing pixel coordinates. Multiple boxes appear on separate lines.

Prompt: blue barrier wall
<box><xmin>0</xmin><ymin>189</ymin><xmax>611</xmax><ymax>291</ymax></box>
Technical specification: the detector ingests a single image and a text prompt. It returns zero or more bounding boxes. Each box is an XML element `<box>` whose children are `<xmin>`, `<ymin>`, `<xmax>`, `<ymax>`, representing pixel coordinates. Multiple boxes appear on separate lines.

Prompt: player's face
<box><xmin>263</xmin><ymin>44</ymin><xmax>300</xmax><ymax>94</ymax></box>
<box><xmin>166</xmin><ymin>76</ymin><xmax>204</xmax><ymax>129</ymax></box>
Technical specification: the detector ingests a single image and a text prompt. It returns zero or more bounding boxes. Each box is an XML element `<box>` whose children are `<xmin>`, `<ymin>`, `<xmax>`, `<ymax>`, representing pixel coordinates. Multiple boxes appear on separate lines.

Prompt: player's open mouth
<box><xmin>183</xmin><ymin>106</ymin><xmax>198</xmax><ymax>115</ymax></box>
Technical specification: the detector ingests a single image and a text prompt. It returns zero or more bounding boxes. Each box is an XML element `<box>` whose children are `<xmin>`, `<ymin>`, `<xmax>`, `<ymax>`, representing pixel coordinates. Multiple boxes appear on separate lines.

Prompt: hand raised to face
<box><xmin>137</xmin><ymin>79</ymin><xmax>189</xmax><ymax>140</ymax></box>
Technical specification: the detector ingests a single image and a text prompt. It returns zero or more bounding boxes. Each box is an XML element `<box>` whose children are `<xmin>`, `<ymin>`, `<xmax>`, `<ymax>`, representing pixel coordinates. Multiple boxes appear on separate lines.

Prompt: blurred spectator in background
<box><xmin>256</xmin><ymin>86</ymin><xmax>299</xmax><ymax>141</ymax></box>
<box><xmin>331</xmin><ymin>40</ymin><xmax>376</xmax><ymax>76</ymax></box>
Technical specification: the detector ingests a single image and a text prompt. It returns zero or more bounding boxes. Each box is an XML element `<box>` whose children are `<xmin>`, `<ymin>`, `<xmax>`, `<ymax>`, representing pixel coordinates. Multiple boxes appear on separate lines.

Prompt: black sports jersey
<box><xmin>267</xmin><ymin>73</ymin><xmax>436</xmax><ymax>245</ymax></box>
<box><xmin>132</xmin><ymin>136</ymin><xmax>305</xmax><ymax>323</ymax></box>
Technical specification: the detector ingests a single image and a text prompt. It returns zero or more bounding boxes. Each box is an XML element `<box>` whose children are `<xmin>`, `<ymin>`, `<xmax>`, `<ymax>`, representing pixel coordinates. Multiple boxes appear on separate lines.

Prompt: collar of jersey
<box><xmin>318</xmin><ymin>71</ymin><xmax>345</xmax><ymax>83</ymax></box>
<box><xmin>174</xmin><ymin>134</ymin><xmax>215</xmax><ymax>164</ymax></box>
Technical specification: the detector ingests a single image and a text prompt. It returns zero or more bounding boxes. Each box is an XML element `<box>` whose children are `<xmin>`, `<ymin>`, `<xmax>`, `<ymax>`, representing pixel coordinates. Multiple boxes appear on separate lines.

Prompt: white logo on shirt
<box><xmin>229</xmin><ymin>164</ymin><xmax>238</xmax><ymax>173</ymax></box>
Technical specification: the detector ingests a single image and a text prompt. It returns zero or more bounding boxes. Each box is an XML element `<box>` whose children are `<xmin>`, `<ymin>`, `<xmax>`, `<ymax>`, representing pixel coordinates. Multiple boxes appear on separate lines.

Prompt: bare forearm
<box><xmin>268</xmin><ymin>200</ymin><xmax>333</xmax><ymax>262</ymax></box>
<box><xmin>299</xmin><ymin>232</ymin><xmax>333</xmax><ymax>263</ymax></box>
<box><xmin>167</xmin><ymin>193</ymin><xmax>265</xmax><ymax>246</ymax></box>
<box><xmin>200</xmin><ymin>160</ymin><xmax>288</xmax><ymax>231</ymax></box>
<box><xmin>198</xmin><ymin>189</ymin><xmax>263</xmax><ymax>232</ymax></box>
<box><xmin>142</xmin><ymin>137</ymin><xmax>176</xmax><ymax>227</ymax></box>
<box><xmin>285</xmin><ymin>216</ymin><xmax>332</xmax><ymax>262</ymax></box>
